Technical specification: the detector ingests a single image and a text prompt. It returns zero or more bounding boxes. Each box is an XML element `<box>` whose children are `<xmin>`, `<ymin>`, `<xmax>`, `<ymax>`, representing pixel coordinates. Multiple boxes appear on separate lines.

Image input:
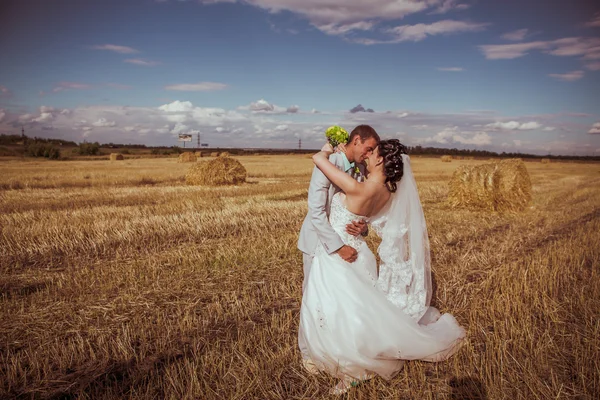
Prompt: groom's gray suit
<box><xmin>297</xmin><ymin>152</ymin><xmax>365</xmax><ymax>359</ymax></box>
<box><xmin>298</xmin><ymin>152</ymin><xmax>366</xmax><ymax>291</ymax></box>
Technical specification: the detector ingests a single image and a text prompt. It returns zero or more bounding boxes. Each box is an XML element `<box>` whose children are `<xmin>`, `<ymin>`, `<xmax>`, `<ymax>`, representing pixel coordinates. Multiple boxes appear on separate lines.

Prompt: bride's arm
<box><xmin>312</xmin><ymin>144</ymin><xmax>360</xmax><ymax>195</ymax></box>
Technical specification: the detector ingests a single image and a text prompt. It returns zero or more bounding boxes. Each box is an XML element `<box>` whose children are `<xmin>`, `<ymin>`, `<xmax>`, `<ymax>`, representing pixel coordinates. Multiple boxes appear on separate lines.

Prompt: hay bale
<box><xmin>541</xmin><ymin>158</ymin><xmax>550</xmax><ymax>164</ymax></box>
<box><xmin>441</xmin><ymin>155</ymin><xmax>453</xmax><ymax>162</ymax></box>
<box><xmin>219</xmin><ymin>151</ymin><xmax>230</xmax><ymax>157</ymax></box>
<box><xmin>110</xmin><ymin>153</ymin><xmax>124</xmax><ymax>161</ymax></box>
<box><xmin>447</xmin><ymin>158</ymin><xmax>532</xmax><ymax>212</ymax></box>
<box><xmin>210</xmin><ymin>152</ymin><xmax>220</xmax><ymax>157</ymax></box>
<box><xmin>195</xmin><ymin>151</ymin><xmax>204</xmax><ymax>158</ymax></box>
<box><xmin>186</xmin><ymin>156</ymin><xmax>246</xmax><ymax>186</ymax></box>
<box><xmin>178</xmin><ymin>152</ymin><xmax>197</xmax><ymax>163</ymax></box>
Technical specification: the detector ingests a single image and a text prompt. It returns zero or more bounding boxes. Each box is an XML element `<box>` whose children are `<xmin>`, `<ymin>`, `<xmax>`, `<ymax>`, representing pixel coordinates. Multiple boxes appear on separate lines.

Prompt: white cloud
<box><xmin>92</xmin><ymin>118</ymin><xmax>117</xmax><ymax>127</ymax></box>
<box><xmin>286</xmin><ymin>105</ymin><xmax>300</xmax><ymax>113</ymax></box>
<box><xmin>385</xmin><ymin>20</ymin><xmax>488</xmax><ymax>42</ymax></box>
<box><xmin>548</xmin><ymin>70</ymin><xmax>584</xmax><ymax>81</ymax></box>
<box><xmin>164</xmin><ymin>82</ymin><xmax>228</xmax><ymax>91</ymax></box>
<box><xmin>543</xmin><ymin>126</ymin><xmax>556</xmax><ymax>131</ymax></box>
<box><xmin>589</xmin><ymin>122</ymin><xmax>600</xmax><ymax>134</ymax></box>
<box><xmin>317</xmin><ymin>21</ymin><xmax>374</xmax><ymax>36</ymax></box>
<box><xmin>437</xmin><ymin>67</ymin><xmax>464</xmax><ymax>71</ymax></box>
<box><xmin>52</xmin><ymin>81</ymin><xmax>92</xmax><ymax>93</ymax></box>
<box><xmin>124</xmin><ymin>58</ymin><xmax>160</xmax><ymax>66</ymax></box>
<box><xmin>431</xmin><ymin>0</ymin><xmax>470</xmax><ymax>14</ymax></box>
<box><xmin>501</xmin><ymin>29</ymin><xmax>528</xmax><ymax>41</ymax></box>
<box><xmin>585</xmin><ymin>13</ymin><xmax>600</xmax><ymax>28</ymax></box>
<box><xmin>249</xmin><ymin>99</ymin><xmax>275</xmax><ymax>112</ymax></box>
<box><xmin>0</xmin><ymin>85</ymin><xmax>12</xmax><ymax>97</ymax></box>
<box><xmin>485</xmin><ymin>121</ymin><xmax>541</xmax><ymax>130</ymax></box>
<box><xmin>513</xmin><ymin>139</ymin><xmax>522</xmax><ymax>147</ymax></box>
<box><xmin>479</xmin><ymin>37</ymin><xmax>600</xmax><ymax>61</ymax></box>
<box><xmin>275</xmin><ymin>124</ymin><xmax>288</xmax><ymax>131</ymax></box>
<box><xmin>584</xmin><ymin>61</ymin><xmax>600</xmax><ymax>71</ymax></box>
<box><xmin>91</xmin><ymin>44</ymin><xmax>139</xmax><ymax>54</ymax></box>
<box><xmin>452</xmin><ymin>132</ymin><xmax>491</xmax><ymax>146</ymax></box>
<box><xmin>0</xmin><ymin>109</ymin><xmax>5</xmax><ymax>122</ymax></box>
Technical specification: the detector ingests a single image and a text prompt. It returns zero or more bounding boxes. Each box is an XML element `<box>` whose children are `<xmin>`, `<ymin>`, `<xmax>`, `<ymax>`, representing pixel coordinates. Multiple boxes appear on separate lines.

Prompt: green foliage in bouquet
<box><xmin>325</xmin><ymin>126</ymin><xmax>349</xmax><ymax>147</ymax></box>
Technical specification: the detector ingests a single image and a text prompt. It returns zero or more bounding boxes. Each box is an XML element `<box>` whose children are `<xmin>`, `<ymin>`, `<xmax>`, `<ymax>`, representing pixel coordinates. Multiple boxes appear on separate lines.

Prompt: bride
<box><xmin>299</xmin><ymin>139</ymin><xmax>466</xmax><ymax>394</ymax></box>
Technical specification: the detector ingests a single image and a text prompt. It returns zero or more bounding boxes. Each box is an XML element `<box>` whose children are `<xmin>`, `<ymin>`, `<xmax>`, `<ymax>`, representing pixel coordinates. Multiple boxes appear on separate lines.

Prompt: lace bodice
<box><xmin>329</xmin><ymin>193</ymin><xmax>367</xmax><ymax>250</ymax></box>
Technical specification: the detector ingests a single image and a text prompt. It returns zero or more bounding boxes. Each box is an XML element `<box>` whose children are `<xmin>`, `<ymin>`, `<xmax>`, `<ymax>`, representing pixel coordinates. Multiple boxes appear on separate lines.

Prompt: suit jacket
<box><xmin>298</xmin><ymin>152</ymin><xmax>366</xmax><ymax>256</ymax></box>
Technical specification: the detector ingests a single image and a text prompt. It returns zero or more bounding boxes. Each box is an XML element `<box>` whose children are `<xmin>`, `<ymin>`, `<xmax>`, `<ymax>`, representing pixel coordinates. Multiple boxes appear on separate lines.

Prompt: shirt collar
<box><xmin>341</xmin><ymin>152</ymin><xmax>355</xmax><ymax>172</ymax></box>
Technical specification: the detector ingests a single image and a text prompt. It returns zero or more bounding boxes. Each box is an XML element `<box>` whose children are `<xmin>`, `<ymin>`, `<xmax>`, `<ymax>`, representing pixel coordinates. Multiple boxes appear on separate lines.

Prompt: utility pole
<box><xmin>197</xmin><ymin>132</ymin><xmax>200</xmax><ymax>150</ymax></box>
<box><xmin>298</xmin><ymin>138</ymin><xmax>301</xmax><ymax>150</ymax></box>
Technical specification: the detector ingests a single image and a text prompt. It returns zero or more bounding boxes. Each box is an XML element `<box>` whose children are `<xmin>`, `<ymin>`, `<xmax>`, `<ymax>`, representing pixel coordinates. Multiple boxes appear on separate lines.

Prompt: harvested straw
<box><xmin>186</xmin><ymin>156</ymin><xmax>246</xmax><ymax>186</ymax></box>
<box><xmin>195</xmin><ymin>151</ymin><xmax>204</xmax><ymax>158</ymax></box>
<box><xmin>210</xmin><ymin>152</ymin><xmax>220</xmax><ymax>157</ymax></box>
<box><xmin>441</xmin><ymin>155</ymin><xmax>453</xmax><ymax>162</ymax></box>
<box><xmin>447</xmin><ymin>158</ymin><xmax>532</xmax><ymax>211</ymax></box>
<box><xmin>110</xmin><ymin>153</ymin><xmax>124</xmax><ymax>161</ymax></box>
<box><xmin>178</xmin><ymin>152</ymin><xmax>197</xmax><ymax>163</ymax></box>
<box><xmin>465</xmin><ymin>156</ymin><xmax>475</xmax><ymax>160</ymax></box>
<box><xmin>220</xmin><ymin>151</ymin><xmax>230</xmax><ymax>157</ymax></box>
<box><xmin>541</xmin><ymin>158</ymin><xmax>551</xmax><ymax>164</ymax></box>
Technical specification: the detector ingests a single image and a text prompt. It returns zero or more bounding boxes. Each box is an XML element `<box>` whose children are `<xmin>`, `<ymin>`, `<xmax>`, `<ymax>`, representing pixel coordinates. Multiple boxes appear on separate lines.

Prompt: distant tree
<box><xmin>77</xmin><ymin>141</ymin><xmax>100</xmax><ymax>155</ymax></box>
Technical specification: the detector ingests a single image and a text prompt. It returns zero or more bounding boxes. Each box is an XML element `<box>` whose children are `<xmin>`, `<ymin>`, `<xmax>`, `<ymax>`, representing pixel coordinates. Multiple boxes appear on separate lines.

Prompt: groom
<box><xmin>297</xmin><ymin>125</ymin><xmax>380</xmax><ymax>364</ymax></box>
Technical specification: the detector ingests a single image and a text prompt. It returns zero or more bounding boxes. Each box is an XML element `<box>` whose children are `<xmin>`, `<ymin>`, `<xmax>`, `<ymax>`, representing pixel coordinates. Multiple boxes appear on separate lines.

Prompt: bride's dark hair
<box><xmin>378</xmin><ymin>139</ymin><xmax>407</xmax><ymax>193</ymax></box>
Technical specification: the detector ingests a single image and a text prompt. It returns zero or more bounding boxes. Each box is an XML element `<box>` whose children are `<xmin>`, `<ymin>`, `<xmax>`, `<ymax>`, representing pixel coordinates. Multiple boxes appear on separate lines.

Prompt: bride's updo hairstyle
<box><xmin>378</xmin><ymin>139</ymin><xmax>407</xmax><ymax>193</ymax></box>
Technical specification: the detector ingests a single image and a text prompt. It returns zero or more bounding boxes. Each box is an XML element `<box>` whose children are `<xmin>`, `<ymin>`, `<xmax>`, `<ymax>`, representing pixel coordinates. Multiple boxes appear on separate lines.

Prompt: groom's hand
<box><xmin>346</xmin><ymin>220</ymin><xmax>367</xmax><ymax>237</ymax></box>
<box><xmin>336</xmin><ymin>245</ymin><xmax>358</xmax><ymax>263</ymax></box>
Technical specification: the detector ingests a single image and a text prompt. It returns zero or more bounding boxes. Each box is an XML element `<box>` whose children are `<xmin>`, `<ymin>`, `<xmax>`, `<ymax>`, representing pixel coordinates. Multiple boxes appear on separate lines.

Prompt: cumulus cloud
<box><xmin>350</xmin><ymin>104</ymin><xmax>374</xmax><ymax>113</ymax></box>
<box><xmin>238</xmin><ymin>99</ymin><xmax>301</xmax><ymax>114</ymax></box>
<box><xmin>501</xmin><ymin>29</ymin><xmax>529</xmax><ymax>41</ymax></box>
<box><xmin>485</xmin><ymin>121</ymin><xmax>542</xmax><ymax>130</ymax></box>
<box><xmin>164</xmin><ymin>82</ymin><xmax>228</xmax><ymax>91</ymax></box>
<box><xmin>430</xmin><ymin>0</ymin><xmax>470</xmax><ymax>14</ymax></box>
<box><xmin>124</xmin><ymin>58</ymin><xmax>160</xmax><ymax>66</ymax></box>
<box><xmin>91</xmin><ymin>44</ymin><xmax>139</xmax><ymax>54</ymax></box>
<box><xmin>286</xmin><ymin>105</ymin><xmax>300</xmax><ymax>113</ymax></box>
<box><xmin>589</xmin><ymin>122</ymin><xmax>600</xmax><ymax>134</ymax></box>
<box><xmin>548</xmin><ymin>70</ymin><xmax>584</xmax><ymax>81</ymax></box>
<box><xmin>249</xmin><ymin>99</ymin><xmax>275</xmax><ymax>112</ymax></box>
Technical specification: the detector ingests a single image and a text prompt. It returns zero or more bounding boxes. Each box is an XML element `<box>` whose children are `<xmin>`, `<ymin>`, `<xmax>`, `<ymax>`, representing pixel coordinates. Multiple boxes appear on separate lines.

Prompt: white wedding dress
<box><xmin>298</xmin><ymin>192</ymin><xmax>465</xmax><ymax>381</ymax></box>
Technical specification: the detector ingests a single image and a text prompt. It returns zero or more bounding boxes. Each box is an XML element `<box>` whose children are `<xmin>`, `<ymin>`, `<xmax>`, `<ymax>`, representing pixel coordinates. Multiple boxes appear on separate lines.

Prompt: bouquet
<box><xmin>325</xmin><ymin>125</ymin><xmax>349</xmax><ymax>147</ymax></box>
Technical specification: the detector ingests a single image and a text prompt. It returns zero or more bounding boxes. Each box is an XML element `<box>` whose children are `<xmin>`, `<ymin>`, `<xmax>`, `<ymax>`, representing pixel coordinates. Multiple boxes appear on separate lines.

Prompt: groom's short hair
<box><xmin>348</xmin><ymin>125</ymin><xmax>380</xmax><ymax>144</ymax></box>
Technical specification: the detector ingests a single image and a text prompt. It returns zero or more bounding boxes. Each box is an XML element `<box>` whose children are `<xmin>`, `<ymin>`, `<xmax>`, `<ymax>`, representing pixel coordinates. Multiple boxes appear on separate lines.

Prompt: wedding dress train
<box><xmin>298</xmin><ymin>193</ymin><xmax>465</xmax><ymax>382</ymax></box>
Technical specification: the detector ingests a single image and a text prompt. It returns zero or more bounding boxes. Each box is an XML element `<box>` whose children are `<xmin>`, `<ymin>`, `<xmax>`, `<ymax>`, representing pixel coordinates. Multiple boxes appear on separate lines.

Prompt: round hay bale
<box><xmin>178</xmin><ymin>152</ymin><xmax>197</xmax><ymax>163</ymax></box>
<box><xmin>219</xmin><ymin>151</ymin><xmax>230</xmax><ymax>157</ymax></box>
<box><xmin>110</xmin><ymin>153</ymin><xmax>124</xmax><ymax>161</ymax></box>
<box><xmin>210</xmin><ymin>152</ymin><xmax>220</xmax><ymax>157</ymax></box>
<box><xmin>186</xmin><ymin>156</ymin><xmax>246</xmax><ymax>186</ymax></box>
<box><xmin>541</xmin><ymin>158</ymin><xmax>550</xmax><ymax>164</ymax></box>
<box><xmin>447</xmin><ymin>158</ymin><xmax>532</xmax><ymax>212</ymax></box>
<box><xmin>194</xmin><ymin>151</ymin><xmax>203</xmax><ymax>158</ymax></box>
<box><xmin>441</xmin><ymin>155</ymin><xmax>453</xmax><ymax>162</ymax></box>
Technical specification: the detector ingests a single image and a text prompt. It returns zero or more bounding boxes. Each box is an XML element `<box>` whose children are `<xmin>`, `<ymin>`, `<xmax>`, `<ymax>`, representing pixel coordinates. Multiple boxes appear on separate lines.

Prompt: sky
<box><xmin>0</xmin><ymin>0</ymin><xmax>599</xmax><ymax>155</ymax></box>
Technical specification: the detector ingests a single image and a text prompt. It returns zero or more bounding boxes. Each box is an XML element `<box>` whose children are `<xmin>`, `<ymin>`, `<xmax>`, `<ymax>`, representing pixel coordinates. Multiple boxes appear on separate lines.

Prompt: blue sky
<box><xmin>0</xmin><ymin>0</ymin><xmax>599</xmax><ymax>155</ymax></box>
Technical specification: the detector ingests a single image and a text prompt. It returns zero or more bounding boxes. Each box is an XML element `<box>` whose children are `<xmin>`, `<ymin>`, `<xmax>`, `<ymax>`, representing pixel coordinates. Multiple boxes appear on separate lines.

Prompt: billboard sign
<box><xmin>178</xmin><ymin>134</ymin><xmax>193</xmax><ymax>142</ymax></box>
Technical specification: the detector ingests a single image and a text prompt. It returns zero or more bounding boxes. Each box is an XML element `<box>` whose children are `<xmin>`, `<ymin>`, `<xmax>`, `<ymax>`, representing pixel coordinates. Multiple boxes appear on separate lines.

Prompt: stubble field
<box><xmin>1</xmin><ymin>155</ymin><xmax>599</xmax><ymax>399</ymax></box>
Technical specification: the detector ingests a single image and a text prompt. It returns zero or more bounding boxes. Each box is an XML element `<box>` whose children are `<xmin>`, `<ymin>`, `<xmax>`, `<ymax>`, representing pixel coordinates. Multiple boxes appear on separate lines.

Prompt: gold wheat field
<box><xmin>1</xmin><ymin>155</ymin><xmax>599</xmax><ymax>399</ymax></box>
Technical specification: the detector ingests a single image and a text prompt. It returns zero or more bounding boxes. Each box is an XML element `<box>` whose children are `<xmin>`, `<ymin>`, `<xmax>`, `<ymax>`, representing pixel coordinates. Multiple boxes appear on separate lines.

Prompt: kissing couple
<box><xmin>297</xmin><ymin>125</ymin><xmax>466</xmax><ymax>395</ymax></box>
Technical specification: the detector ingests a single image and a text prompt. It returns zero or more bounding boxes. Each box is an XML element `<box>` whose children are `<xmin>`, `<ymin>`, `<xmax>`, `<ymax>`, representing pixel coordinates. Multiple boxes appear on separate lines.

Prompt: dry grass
<box><xmin>441</xmin><ymin>155</ymin><xmax>453</xmax><ymax>162</ymax></box>
<box><xmin>1</xmin><ymin>156</ymin><xmax>599</xmax><ymax>399</ymax></box>
<box><xmin>542</xmin><ymin>158</ymin><xmax>551</xmax><ymax>164</ymax></box>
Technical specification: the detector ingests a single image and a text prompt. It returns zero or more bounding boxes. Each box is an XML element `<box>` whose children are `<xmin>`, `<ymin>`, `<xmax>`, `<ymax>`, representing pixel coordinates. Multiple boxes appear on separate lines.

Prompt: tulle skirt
<box><xmin>299</xmin><ymin>243</ymin><xmax>465</xmax><ymax>381</ymax></box>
